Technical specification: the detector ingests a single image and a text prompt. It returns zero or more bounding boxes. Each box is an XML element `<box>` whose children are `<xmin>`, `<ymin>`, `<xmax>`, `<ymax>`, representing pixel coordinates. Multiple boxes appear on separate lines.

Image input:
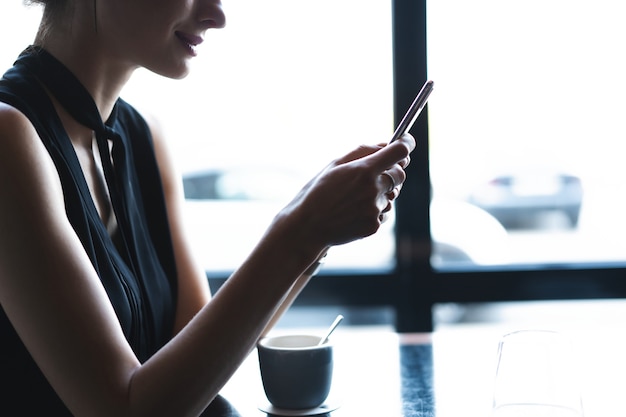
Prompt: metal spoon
<box><xmin>318</xmin><ymin>314</ymin><xmax>344</xmax><ymax>345</ymax></box>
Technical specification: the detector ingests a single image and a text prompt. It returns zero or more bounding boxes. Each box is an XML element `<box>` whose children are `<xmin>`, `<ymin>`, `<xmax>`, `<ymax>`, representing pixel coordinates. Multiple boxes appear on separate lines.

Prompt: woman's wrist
<box><xmin>302</xmin><ymin>250</ymin><xmax>328</xmax><ymax>276</ymax></box>
<box><xmin>270</xmin><ymin>207</ymin><xmax>329</xmax><ymax>265</ymax></box>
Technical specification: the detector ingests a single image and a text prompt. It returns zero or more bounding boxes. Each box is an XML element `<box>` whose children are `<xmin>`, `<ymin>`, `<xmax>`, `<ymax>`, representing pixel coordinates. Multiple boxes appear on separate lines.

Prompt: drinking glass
<box><xmin>492</xmin><ymin>330</ymin><xmax>584</xmax><ymax>417</ymax></box>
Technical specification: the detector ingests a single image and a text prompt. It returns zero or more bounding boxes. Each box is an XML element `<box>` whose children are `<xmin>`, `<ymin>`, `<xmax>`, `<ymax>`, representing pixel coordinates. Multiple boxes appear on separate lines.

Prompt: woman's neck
<box><xmin>34</xmin><ymin>13</ymin><xmax>136</xmax><ymax>124</ymax></box>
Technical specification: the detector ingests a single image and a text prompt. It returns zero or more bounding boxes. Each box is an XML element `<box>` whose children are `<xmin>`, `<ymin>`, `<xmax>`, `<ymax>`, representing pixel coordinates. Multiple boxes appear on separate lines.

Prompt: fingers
<box><xmin>373</xmin><ymin>135</ymin><xmax>414</xmax><ymax>226</ymax></box>
<box><xmin>332</xmin><ymin>144</ymin><xmax>384</xmax><ymax>165</ymax></box>
<box><xmin>399</xmin><ymin>154</ymin><xmax>411</xmax><ymax>169</ymax></box>
<box><xmin>377</xmin><ymin>170</ymin><xmax>403</xmax><ymax>224</ymax></box>
<box><xmin>366</xmin><ymin>133</ymin><xmax>417</xmax><ymax>172</ymax></box>
<box><xmin>385</xmin><ymin>185</ymin><xmax>401</xmax><ymax>201</ymax></box>
<box><xmin>309</xmin><ymin>134</ymin><xmax>414</xmax><ymax>238</ymax></box>
<box><xmin>380</xmin><ymin>172</ymin><xmax>396</xmax><ymax>193</ymax></box>
<box><xmin>333</xmin><ymin>134</ymin><xmax>414</xmax><ymax>174</ymax></box>
<box><xmin>379</xmin><ymin>167</ymin><xmax>406</xmax><ymax>193</ymax></box>
<box><xmin>378</xmin><ymin>199</ymin><xmax>395</xmax><ymax>223</ymax></box>
<box><xmin>378</xmin><ymin>211</ymin><xmax>391</xmax><ymax>223</ymax></box>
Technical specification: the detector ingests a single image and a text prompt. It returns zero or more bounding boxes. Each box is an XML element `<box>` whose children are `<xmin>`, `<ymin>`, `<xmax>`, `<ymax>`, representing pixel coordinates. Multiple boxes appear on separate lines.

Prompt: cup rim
<box><xmin>258</xmin><ymin>334</ymin><xmax>332</xmax><ymax>350</ymax></box>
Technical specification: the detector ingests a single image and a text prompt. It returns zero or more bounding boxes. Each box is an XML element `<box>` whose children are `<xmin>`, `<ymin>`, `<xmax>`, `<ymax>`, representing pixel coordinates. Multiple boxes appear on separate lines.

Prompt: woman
<box><xmin>0</xmin><ymin>0</ymin><xmax>415</xmax><ymax>415</ymax></box>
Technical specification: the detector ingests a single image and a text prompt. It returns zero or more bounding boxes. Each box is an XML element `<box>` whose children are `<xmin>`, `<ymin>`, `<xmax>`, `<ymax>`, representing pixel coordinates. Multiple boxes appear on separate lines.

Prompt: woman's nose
<box><xmin>198</xmin><ymin>0</ymin><xmax>226</xmax><ymax>29</ymax></box>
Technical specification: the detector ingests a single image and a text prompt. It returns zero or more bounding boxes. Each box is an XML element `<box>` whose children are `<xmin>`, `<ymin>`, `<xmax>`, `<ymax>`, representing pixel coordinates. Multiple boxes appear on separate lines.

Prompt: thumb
<box><xmin>333</xmin><ymin>144</ymin><xmax>384</xmax><ymax>165</ymax></box>
<box><xmin>363</xmin><ymin>135</ymin><xmax>416</xmax><ymax>171</ymax></box>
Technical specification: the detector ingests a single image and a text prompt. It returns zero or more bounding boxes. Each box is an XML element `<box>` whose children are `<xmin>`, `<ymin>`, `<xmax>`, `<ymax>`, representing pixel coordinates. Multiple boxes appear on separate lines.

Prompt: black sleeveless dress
<box><xmin>0</xmin><ymin>47</ymin><xmax>179</xmax><ymax>415</ymax></box>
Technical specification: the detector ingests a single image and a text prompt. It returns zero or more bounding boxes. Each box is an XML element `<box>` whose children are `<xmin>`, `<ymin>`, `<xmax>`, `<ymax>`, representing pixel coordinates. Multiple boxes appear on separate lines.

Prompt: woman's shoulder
<box><xmin>0</xmin><ymin>101</ymin><xmax>60</xmax><ymax>189</ymax></box>
<box><xmin>0</xmin><ymin>101</ymin><xmax>38</xmax><ymax>141</ymax></box>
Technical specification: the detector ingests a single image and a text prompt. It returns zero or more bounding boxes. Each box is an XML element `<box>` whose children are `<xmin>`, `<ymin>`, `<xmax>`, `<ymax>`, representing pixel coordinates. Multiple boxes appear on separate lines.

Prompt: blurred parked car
<box><xmin>183</xmin><ymin>166</ymin><xmax>305</xmax><ymax>202</ymax></box>
<box><xmin>182</xmin><ymin>166</ymin><xmax>399</xmax><ymax>271</ymax></box>
<box><xmin>430</xmin><ymin>199</ymin><xmax>510</xmax><ymax>267</ymax></box>
<box><xmin>467</xmin><ymin>167</ymin><xmax>583</xmax><ymax>230</ymax></box>
<box><xmin>182</xmin><ymin>166</ymin><xmax>510</xmax><ymax>271</ymax></box>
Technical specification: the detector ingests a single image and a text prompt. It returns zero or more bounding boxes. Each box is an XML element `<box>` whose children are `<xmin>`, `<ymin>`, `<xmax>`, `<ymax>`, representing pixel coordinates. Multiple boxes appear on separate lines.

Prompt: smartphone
<box><xmin>389</xmin><ymin>80</ymin><xmax>434</xmax><ymax>143</ymax></box>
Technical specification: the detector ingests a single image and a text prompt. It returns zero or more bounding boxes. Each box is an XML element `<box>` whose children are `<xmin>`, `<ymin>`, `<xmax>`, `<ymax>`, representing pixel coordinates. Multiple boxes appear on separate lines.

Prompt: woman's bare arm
<box><xmin>0</xmin><ymin>104</ymin><xmax>144</xmax><ymax>416</ymax></box>
<box><xmin>259</xmin><ymin>250</ymin><xmax>328</xmax><ymax>337</ymax></box>
<box><xmin>0</xmin><ymin>102</ymin><xmax>414</xmax><ymax>416</ymax></box>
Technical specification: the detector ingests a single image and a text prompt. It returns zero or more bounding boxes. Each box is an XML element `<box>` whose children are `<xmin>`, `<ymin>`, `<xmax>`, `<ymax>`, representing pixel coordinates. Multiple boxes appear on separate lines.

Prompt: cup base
<box><xmin>258</xmin><ymin>400</ymin><xmax>340</xmax><ymax>416</ymax></box>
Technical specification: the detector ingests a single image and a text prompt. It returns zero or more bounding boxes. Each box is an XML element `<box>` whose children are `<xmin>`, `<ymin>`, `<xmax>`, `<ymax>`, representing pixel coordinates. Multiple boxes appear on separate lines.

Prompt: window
<box><xmin>6</xmin><ymin>1</ymin><xmax>625</xmax><ymax>333</ymax></box>
<box><xmin>428</xmin><ymin>0</ymin><xmax>626</xmax><ymax>269</ymax></box>
<box><xmin>421</xmin><ymin>0</ymin><xmax>626</xmax><ymax>331</ymax></box>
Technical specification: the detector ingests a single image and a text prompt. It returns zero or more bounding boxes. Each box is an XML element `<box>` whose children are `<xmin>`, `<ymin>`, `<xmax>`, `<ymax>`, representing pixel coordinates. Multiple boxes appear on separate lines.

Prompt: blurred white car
<box><xmin>430</xmin><ymin>199</ymin><xmax>510</xmax><ymax>268</ymax></box>
<box><xmin>181</xmin><ymin>166</ymin><xmax>395</xmax><ymax>271</ymax></box>
<box><xmin>467</xmin><ymin>167</ymin><xmax>583</xmax><ymax>230</ymax></box>
<box><xmin>181</xmin><ymin>166</ymin><xmax>510</xmax><ymax>272</ymax></box>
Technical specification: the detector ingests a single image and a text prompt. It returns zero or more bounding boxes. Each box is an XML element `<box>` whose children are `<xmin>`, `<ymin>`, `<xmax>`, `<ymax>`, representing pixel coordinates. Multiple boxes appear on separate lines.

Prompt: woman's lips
<box><xmin>175</xmin><ymin>31</ymin><xmax>203</xmax><ymax>56</ymax></box>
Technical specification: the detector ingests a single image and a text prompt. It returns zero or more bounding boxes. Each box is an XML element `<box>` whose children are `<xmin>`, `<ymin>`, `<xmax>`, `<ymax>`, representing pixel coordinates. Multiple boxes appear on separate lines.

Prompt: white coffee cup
<box><xmin>257</xmin><ymin>334</ymin><xmax>333</xmax><ymax>410</ymax></box>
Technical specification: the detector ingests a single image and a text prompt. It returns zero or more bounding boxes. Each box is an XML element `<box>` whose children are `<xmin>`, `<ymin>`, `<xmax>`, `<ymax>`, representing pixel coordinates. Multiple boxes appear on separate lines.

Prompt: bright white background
<box><xmin>427</xmin><ymin>0</ymin><xmax>626</xmax><ymax>265</ymax></box>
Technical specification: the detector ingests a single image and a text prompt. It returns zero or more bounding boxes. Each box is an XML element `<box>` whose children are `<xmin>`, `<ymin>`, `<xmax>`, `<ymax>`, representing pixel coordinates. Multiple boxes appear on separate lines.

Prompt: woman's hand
<box><xmin>279</xmin><ymin>133</ymin><xmax>416</xmax><ymax>249</ymax></box>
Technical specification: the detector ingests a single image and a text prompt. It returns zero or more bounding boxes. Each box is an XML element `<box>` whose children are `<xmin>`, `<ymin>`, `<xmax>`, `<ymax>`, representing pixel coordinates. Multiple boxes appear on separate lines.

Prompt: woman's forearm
<box><xmin>127</xmin><ymin>222</ymin><xmax>326</xmax><ymax>416</ymax></box>
<box><xmin>259</xmin><ymin>250</ymin><xmax>328</xmax><ymax>338</ymax></box>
